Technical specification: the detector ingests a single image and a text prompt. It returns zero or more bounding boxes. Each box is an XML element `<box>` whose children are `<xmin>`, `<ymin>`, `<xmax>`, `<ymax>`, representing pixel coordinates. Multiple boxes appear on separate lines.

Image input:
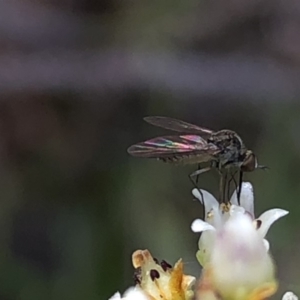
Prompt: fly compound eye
<box><xmin>241</xmin><ymin>153</ymin><xmax>257</xmax><ymax>172</ymax></box>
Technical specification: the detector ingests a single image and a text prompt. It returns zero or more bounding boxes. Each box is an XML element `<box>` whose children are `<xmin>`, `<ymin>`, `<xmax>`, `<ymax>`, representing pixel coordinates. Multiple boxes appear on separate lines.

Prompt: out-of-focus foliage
<box><xmin>0</xmin><ymin>1</ymin><xmax>299</xmax><ymax>299</ymax></box>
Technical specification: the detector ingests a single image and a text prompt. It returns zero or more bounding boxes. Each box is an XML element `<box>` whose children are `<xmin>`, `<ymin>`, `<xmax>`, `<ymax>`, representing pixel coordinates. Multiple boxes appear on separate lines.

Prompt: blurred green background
<box><xmin>0</xmin><ymin>0</ymin><xmax>299</xmax><ymax>299</ymax></box>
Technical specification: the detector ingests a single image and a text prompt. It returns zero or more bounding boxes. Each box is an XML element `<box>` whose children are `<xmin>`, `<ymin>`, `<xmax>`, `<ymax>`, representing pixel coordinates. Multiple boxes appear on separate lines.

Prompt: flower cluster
<box><xmin>109</xmin><ymin>182</ymin><xmax>296</xmax><ymax>300</ymax></box>
<box><xmin>191</xmin><ymin>182</ymin><xmax>288</xmax><ymax>267</ymax></box>
<box><xmin>109</xmin><ymin>249</ymin><xmax>195</xmax><ymax>300</ymax></box>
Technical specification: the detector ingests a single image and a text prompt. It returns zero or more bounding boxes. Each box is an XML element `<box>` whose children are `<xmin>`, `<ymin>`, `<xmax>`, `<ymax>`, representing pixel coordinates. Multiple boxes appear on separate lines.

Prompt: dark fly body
<box><xmin>128</xmin><ymin>116</ymin><xmax>265</xmax><ymax>202</ymax></box>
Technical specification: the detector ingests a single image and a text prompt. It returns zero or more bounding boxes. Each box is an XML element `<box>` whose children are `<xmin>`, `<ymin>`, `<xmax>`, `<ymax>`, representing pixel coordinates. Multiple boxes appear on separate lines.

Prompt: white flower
<box><xmin>282</xmin><ymin>292</ymin><xmax>299</xmax><ymax>300</ymax></box>
<box><xmin>109</xmin><ymin>287</ymin><xmax>149</xmax><ymax>300</ymax></box>
<box><xmin>205</xmin><ymin>213</ymin><xmax>278</xmax><ymax>300</ymax></box>
<box><xmin>191</xmin><ymin>182</ymin><xmax>289</xmax><ymax>266</ymax></box>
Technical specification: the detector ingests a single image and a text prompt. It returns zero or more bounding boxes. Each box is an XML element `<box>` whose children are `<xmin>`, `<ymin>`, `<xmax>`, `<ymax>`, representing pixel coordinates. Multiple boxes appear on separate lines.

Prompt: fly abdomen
<box><xmin>158</xmin><ymin>156</ymin><xmax>184</xmax><ymax>164</ymax></box>
<box><xmin>158</xmin><ymin>153</ymin><xmax>213</xmax><ymax>165</ymax></box>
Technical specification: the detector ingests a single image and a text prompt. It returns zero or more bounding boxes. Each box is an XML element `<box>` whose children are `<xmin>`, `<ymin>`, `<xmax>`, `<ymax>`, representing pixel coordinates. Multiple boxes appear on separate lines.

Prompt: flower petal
<box><xmin>229</xmin><ymin>204</ymin><xmax>246</xmax><ymax>216</ymax></box>
<box><xmin>197</xmin><ymin>230</ymin><xmax>217</xmax><ymax>267</ymax></box>
<box><xmin>109</xmin><ymin>292</ymin><xmax>122</xmax><ymax>300</ymax></box>
<box><xmin>257</xmin><ymin>209</ymin><xmax>289</xmax><ymax>238</ymax></box>
<box><xmin>192</xmin><ymin>188</ymin><xmax>219</xmax><ymax>211</ymax></box>
<box><xmin>230</xmin><ymin>182</ymin><xmax>254</xmax><ymax>217</ymax></box>
<box><xmin>192</xmin><ymin>188</ymin><xmax>222</xmax><ymax>227</ymax></box>
<box><xmin>191</xmin><ymin>219</ymin><xmax>216</xmax><ymax>233</ymax></box>
<box><xmin>263</xmin><ymin>239</ymin><xmax>270</xmax><ymax>252</ymax></box>
<box><xmin>209</xmin><ymin>214</ymin><xmax>276</xmax><ymax>300</ymax></box>
<box><xmin>123</xmin><ymin>287</ymin><xmax>150</xmax><ymax>300</ymax></box>
<box><xmin>282</xmin><ymin>291</ymin><xmax>299</xmax><ymax>300</ymax></box>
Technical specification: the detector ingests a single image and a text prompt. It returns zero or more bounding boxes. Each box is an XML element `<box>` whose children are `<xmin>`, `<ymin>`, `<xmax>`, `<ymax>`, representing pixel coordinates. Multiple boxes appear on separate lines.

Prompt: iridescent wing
<box><xmin>144</xmin><ymin>116</ymin><xmax>214</xmax><ymax>135</ymax></box>
<box><xmin>127</xmin><ymin>135</ymin><xmax>219</xmax><ymax>158</ymax></box>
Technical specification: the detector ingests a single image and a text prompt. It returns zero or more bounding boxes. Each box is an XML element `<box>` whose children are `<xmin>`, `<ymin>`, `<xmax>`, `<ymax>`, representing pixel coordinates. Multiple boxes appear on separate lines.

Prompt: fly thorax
<box><xmin>209</xmin><ymin>130</ymin><xmax>244</xmax><ymax>152</ymax></box>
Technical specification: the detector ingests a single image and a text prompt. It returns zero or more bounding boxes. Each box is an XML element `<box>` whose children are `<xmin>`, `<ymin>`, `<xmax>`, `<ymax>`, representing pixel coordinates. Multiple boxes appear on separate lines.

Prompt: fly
<box><xmin>127</xmin><ymin>116</ymin><xmax>266</xmax><ymax>203</ymax></box>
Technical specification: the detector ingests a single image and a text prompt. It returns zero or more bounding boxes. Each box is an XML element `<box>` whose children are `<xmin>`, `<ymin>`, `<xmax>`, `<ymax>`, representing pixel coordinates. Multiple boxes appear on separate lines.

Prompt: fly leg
<box><xmin>218</xmin><ymin>169</ymin><xmax>228</xmax><ymax>203</ymax></box>
<box><xmin>223</xmin><ymin>170</ymin><xmax>228</xmax><ymax>203</ymax></box>
<box><xmin>190</xmin><ymin>166</ymin><xmax>212</xmax><ymax>181</ymax></box>
<box><xmin>227</xmin><ymin>170</ymin><xmax>238</xmax><ymax>203</ymax></box>
<box><xmin>189</xmin><ymin>166</ymin><xmax>212</xmax><ymax>203</ymax></box>
<box><xmin>217</xmin><ymin>170</ymin><xmax>222</xmax><ymax>203</ymax></box>
<box><xmin>196</xmin><ymin>163</ymin><xmax>201</xmax><ymax>184</ymax></box>
<box><xmin>237</xmin><ymin>170</ymin><xmax>243</xmax><ymax>204</ymax></box>
<box><xmin>215</xmin><ymin>164</ymin><xmax>224</xmax><ymax>203</ymax></box>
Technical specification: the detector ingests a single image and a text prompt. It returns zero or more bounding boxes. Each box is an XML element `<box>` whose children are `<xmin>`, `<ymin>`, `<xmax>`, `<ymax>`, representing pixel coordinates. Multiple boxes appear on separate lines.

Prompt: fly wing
<box><xmin>144</xmin><ymin>116</ymin><xmax>214</xmax><ymax>135</ymax></box>
<box><xmin>127</xmin><ymin>135</ymin><xmax>219</xmax><ymax>158</ymax></box>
